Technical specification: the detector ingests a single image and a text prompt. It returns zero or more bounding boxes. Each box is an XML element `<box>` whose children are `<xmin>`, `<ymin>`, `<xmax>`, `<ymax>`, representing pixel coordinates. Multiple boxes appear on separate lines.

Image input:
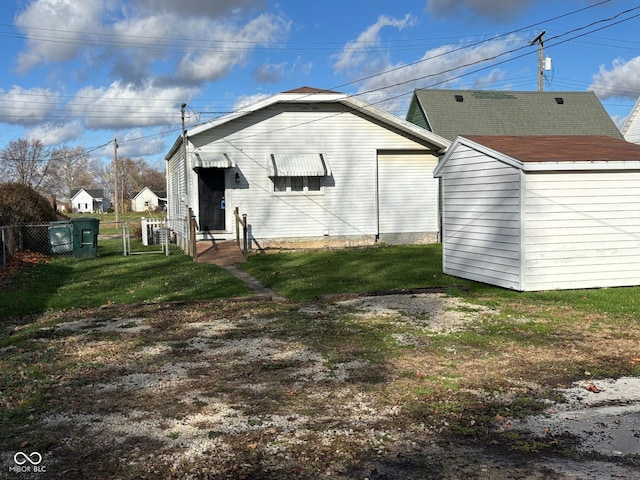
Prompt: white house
<box><xmin>165</xmin><ymin>87</ymin><xmax>450</xmax><ymax>249</ymax></box>
<box><xmin>622</xmin><ymin>96</ymin><xmax>640</xmax><ymax>145</ymax></box>
<box><xmin>70</xmin><ymin>189</ymin><xmax>106</xmax><ymax>214</ymax></box>
<box><xmin>131</xmin><ymin>187</ymin><xmax>166</xmax><ymax>212</ymax></box>
<box><xmin>434</xmin><ymin>135</ymin><xmax>640</xmax><ymax>291</ymax></box>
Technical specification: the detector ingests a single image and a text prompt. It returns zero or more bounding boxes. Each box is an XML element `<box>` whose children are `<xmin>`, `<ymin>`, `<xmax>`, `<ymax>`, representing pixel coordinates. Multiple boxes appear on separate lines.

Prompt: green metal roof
<box><xmin>407</xmin><ymin>89</ymin><xmax>623</xmax><ymax>141</ymax></box>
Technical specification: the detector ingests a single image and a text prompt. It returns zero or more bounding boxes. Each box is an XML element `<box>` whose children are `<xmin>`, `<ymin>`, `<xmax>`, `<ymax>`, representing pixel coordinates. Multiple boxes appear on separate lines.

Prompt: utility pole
<box><xmin>530</xmin><ymin>31</ymin><xmax>545</xmax><ymax>92</ymax></box>
<box><xmin>113</xmin><ymin>138</ymin><xmax>119</xmax><ymax>222</ymax></box>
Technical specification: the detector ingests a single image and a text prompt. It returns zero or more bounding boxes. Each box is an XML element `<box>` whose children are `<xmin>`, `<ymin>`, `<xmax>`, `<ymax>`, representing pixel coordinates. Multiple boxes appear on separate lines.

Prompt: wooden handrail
<box><xmin>234</xmin><ymin>207</ymin><xmax>248</xmax><ymax>257</ymax></box>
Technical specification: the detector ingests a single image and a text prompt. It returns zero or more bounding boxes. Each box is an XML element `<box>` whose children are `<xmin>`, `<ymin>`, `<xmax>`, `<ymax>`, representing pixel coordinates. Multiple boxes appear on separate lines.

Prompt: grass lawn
<box><xmin>242</xmin><ymin>243</ymin><xmax>640</xmax><ymax>320</ymax></box>
<box><xmin>241</xmin><ymin>244</ymin><xmax>467</xmax><ymax>300</ymax></box>
<box><xmin>2</xmin><ymin>242</ymin><xmax>640</xmax><ymax>478</ymax></box>
<box><xmin>0</xmin><ymin>242</ymin><xmax>252</xmax><ymax>320</ymax></box>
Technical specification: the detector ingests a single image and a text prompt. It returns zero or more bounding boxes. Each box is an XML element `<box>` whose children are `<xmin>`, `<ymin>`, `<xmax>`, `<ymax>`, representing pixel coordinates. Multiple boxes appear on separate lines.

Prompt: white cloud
<box><xmin>69</xmin><ymin>81</ymin><xmax>200</xmax><ymax>129</ymax></box>
<box><xmin>589</xmin><ymin>57</ymin><xmax>640</xmax><ymax>100</ymax></box>
<box><xmin>15</xmin><ymin>0</ymin><xmax>105</xmax><ymax>72</ymax></box>
<box><xmin>0</xmin><ymin>86</ymin><xmax>58</xmax><ymax>125</ymax></box>
<box><xmin>173</xmin><ymin>14</ymin><xmax>291</xmax><ymax>84</ymax></box>
<box><xmin>15</xmin><ymin>1</ymin><xmax>290</xmax><ymax>89</ymax></box>
<box><xmin>117</xmin><ymin>128</ymin><xmax>167</xmax><ymax>159</ymax></box>
<box><xmin>233</xmin><ymin>93</ymin><xmax>271</xmax><ymax>111</ymax></box>
<box><xmin>353</xmin><ymin>35</ymin><xmax>523</xmax><ymax>115</ymax></box>
<box><xmin>333</xmin><ymin>14</ymin><xmax>416</xmax><ymax>74</ymax></box>
<box><xmin>25</xmin><ymin>121</ymin><xmax>84</xmax><ymax>145</ymax></box>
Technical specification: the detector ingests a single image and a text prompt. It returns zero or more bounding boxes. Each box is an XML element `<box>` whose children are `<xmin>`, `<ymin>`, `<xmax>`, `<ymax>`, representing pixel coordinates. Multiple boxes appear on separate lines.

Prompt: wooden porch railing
<box><xmin>234</xmin><ymin>207</ymin><xmax>248</xmax><ymax>257</ymax></box>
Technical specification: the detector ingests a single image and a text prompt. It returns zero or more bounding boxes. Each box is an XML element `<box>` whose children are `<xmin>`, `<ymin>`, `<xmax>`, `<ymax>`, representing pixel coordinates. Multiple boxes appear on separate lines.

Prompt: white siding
<box><xmin>440</xmin><ymin>145</ymin><xmax>522</xmax><ymax>289</ymax></box>
<box><xmin>522</xmin><ymin>172</ymin><xmax>640</xmax><ymax>290</ymax></box>
<box><xmin>166</xmin><ymin>147</ymin><xmax>188</xmax><ymax>238</ymax></box>
<box><xmin>190</xmin><ymin>103</ymin><xmax>439</xmax><ymax>242</ymax></box>
<box><xmin>378</xmin><ymin>151</ymin><xmax>439</xmax><ymax>236</ymax></box>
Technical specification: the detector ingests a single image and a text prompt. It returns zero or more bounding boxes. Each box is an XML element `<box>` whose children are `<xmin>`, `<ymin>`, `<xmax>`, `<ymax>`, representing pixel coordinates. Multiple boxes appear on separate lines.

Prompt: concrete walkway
<box><xmin>220</xmin><ymin>265</ymin><xmax>285</xmax><ymax>300</ymax></box>
<box><xmin>196</xmin><ymin>240</ymin><xmax>285</xmax><ymax>300</ymax></box>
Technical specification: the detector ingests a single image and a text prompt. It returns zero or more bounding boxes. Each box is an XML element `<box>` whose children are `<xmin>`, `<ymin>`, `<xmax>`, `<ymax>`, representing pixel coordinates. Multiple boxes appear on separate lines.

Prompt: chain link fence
<box><xmin>1</xmin><ymin>217</ymin><xmax>185</xmax><ymax>268</ymax></box>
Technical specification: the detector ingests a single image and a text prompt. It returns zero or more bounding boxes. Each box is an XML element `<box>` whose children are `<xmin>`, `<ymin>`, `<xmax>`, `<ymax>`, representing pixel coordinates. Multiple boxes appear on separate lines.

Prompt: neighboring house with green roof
<box><xmin>406</xmin><ymin>89</ymin><xmax>623</xmax><ymax>141</ymax></box>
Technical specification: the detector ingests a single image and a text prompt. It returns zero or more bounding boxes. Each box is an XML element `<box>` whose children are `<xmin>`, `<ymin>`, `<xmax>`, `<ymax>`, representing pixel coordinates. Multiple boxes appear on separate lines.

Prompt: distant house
<box><xmin>434</xmin><ymin>135</ymin><xmax>640</xmax><ymax>291</ymax></box>
<box><xmin>621</xmin><ymin>96</ymin><xmax>640</xmax><ymax>144</ymax></box>
<box><xmin>164</xmin><ymin>87</ymin><xmax>450</xmax><ymax>249</ymax></box>
<box><xmin>70</xmin><ymin>189</ymin><xmax>107</xmax><ymax>213</ymax></box>
<box><xmin>406</xmin><ymin>89</ymin><xmax>624</xmax><ymax>140</ymax></box>
<box><xmin>131</xmin><ymin>187</ymin><xmax>167</xmax><ymax>212</ymax></box>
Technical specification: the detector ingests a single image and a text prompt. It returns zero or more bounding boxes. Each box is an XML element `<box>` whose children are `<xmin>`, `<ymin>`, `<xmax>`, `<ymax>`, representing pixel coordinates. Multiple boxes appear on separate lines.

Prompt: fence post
<box><xmin>1</xmin><ymin>228</ymin><xmax>5</xmax><ymax>268</ymax></box>
<box><xmin>242</xmin><ymin>214</ymin><xmax>248</xmax><ymax>257</ymax></box>
<box><xmin>235</xmin><ymin>207</ymin><xmax>240</xmax><ymax>247</ymax></box>
<box><xmin>121</xmin><ymin>221</ymin><xmax>128</xmax><ymax>256</ymax></box>
<box><xmin>188</xmin><ymin>208</ymin><xmax>197</xmax><ymax>260</ymax></box>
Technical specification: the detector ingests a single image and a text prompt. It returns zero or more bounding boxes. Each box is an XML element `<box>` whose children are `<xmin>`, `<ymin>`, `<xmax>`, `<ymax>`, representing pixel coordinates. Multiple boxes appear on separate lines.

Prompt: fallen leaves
<box><xmin>0</xmin><ymin>249</ymin><xmax>51</xmax><ymax>286</ymax></box>
<box><xmin>584</xmin><ymin>382</ymin><xmax>604</xmax><ymax>393</ymax></box>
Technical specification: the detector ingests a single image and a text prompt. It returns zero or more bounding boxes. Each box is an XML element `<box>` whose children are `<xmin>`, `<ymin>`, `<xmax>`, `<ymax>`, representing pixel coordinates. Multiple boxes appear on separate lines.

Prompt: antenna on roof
<box><xmin>529</xmin><ymin>31</ymin><xmax>546</xmax><ymax>92</ymax></box>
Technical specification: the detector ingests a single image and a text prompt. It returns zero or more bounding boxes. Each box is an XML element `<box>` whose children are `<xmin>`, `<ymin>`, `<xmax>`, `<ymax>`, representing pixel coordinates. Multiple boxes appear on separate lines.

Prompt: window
<box><xmin>273</xmin><ymin>176</ymin><xmax>324</xmax><ymax>194</ymax></box>
<box><xmin>268</xmin><ymin>153</ymin><xmax>330</xmax><ymax>195</ymax></box>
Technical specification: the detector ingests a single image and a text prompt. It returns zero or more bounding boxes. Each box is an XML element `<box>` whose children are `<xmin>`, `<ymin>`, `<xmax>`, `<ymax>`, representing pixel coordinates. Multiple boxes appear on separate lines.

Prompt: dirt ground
<box><xmin>1</xmin><ymin>293</ymin><xmax>639</xmax><ymax>479</ymax></box>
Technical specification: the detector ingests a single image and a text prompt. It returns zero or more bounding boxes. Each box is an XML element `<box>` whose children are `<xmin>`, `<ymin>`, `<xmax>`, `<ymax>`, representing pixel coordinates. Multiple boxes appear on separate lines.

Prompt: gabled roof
<box><xmin>621</xmin><ymin>96</ymin><xmax>640</xmax><ymax>144</ymax></box>
<box><xmin>132</xmin><ymin>186</ymin><xmax>167</xmax><ymax>200</ymax></box>
<box><xmin>434</xmin><ymin>135</ymin><xmax>640</xmax><ymax>176</ymax></box>
<box><xmin>407</xmin><ymin>89</ymin><xmax>623</xmax><ymax>141</ymax></box>
<box><xmin>166</xmin><ymin>87</ymin><xmax>450</xmax><ymax>159</ymax></box>
<box><xmin>70</xmin><ymin>188</ymin><xmax>104</xmax><ymax>200</ymax></box>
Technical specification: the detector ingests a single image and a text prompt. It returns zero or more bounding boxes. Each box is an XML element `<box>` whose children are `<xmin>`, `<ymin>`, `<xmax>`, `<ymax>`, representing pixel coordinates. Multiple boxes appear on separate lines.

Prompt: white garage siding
<box><xmin>522</xmin><ymin>172</ymin><xmax>640</xmax><ymax>291</ymax></box>
<box><xmin>439</xmin><ymin>145</ymin><xmax>522</xmax><ymax>290</ymax></box>
<box><xmin>377</xmin><ymin>151</ymin><xmax>439</xmax><ymax>242</ymax></box>
<box><xmin>191</xmin><ymin>103</ymin><xmax>442</xmax><ymax>243</ymax></box>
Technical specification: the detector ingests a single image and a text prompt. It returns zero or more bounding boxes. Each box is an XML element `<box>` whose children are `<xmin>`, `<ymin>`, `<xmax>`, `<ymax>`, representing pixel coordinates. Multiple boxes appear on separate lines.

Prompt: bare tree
<box><xmin>0</xmin><ymin>138</ymin><xmax>54</xmax><ymax>188</ymax></box>
<box><xmin>41</xmin><ymin>146</ymin><xmax>97</xmax><ymax>202</ymax></box>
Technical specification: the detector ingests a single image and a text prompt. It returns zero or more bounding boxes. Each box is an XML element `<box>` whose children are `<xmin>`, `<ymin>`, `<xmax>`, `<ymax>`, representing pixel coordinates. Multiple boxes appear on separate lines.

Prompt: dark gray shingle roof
<box><xmin>406</xmin><ymin>89</ymin><xmax>623</xmax><ymax>141</ymax></box>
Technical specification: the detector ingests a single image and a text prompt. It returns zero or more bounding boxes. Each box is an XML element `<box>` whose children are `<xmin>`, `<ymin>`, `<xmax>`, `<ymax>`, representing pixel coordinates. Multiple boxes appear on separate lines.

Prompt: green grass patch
<box><xmin>0</xmin><ymin>241</ymin><xmax>251</xmax><ymax>320</ymax></box>
<box><xmin>242</xmin><ymin>244</ymin><xmax>466</xmax><ymax>300</ymax></box>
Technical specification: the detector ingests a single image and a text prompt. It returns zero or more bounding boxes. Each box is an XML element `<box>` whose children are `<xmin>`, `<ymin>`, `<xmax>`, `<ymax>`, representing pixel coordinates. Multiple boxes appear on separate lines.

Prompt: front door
<box><xmin>198</xmin><ymin>169</ymin><xmax>225</xmax><ymax>231</ymax></box>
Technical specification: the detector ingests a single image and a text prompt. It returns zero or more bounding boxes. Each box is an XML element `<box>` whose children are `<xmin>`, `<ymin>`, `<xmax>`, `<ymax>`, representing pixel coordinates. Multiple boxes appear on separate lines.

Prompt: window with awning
<box><xmin>192</xmin><ymin>151</ymin><xmax>233</xmax><ymax>170</ymax></box>
<box><xmin>268</xmin><ymin>153</ymin><xmax>331</xmax><ymax>177</ymax></box>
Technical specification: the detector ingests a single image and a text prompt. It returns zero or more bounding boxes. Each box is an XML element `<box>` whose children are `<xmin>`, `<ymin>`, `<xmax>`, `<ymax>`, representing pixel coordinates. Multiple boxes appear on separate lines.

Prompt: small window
<box><xmin>273</xmin><ymin>177</ymin><xmax>287</xmax><ymax>192</ymax></box>
<box><xmin>291</xmin><ymin>177</ymin><xmax>304</xmax><ymax>191</ymax></box>
<box><xmin>272</xmin><ymin>176</ymin><xmax>324</xmax><ymax>194</ymax></box>
<box><xmin>307</xmin><ymin>177</ymin><xmax>321</xmax><ymax>191</ymax></box>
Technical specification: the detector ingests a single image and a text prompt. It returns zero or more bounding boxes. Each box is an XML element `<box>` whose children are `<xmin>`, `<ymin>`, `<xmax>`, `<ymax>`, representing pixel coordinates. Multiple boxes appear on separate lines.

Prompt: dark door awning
<box><xmin>192</xmin><ymin>151</ymin><xmax>233</xmax><ymax>170</ymax></box>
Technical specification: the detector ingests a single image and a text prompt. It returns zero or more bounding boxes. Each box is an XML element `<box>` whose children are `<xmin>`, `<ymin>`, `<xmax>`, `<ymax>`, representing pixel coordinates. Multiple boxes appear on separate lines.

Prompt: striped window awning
<box><xmin>268</xmin><ymin>153</ymin><xmax>331</xmax><ymax>177</ymax></box>
<box><xmin>192</xmin><ymin>151</ymin><xmax>233</xmax><ymax>170</ymax></box>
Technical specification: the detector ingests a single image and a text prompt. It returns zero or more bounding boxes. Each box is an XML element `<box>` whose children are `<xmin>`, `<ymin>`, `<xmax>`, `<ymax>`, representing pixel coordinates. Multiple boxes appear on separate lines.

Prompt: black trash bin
<box><xmin>71</xmin><ymin>218</ymin><xmax>100</xmax><ymax>259</ymax></box>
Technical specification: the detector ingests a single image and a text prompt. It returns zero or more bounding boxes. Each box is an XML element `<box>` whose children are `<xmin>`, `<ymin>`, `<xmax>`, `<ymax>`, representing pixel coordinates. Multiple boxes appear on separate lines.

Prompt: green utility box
<box><xmin>48</xmin><ymin>221</ymin><xmax>73</xmax><ymax>254</ymax></box>
<box><xmin>71</xmin><ymin>218</ymin><xmax>100</xmax><ymax>259</ymax></box>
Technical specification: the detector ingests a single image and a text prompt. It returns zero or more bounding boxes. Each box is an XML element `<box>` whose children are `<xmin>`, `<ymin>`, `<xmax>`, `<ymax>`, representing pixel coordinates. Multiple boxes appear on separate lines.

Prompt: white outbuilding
<box><xmin>165</xmin><ymin>87</ymin><xmax>450</xmax><ymax>250</ymax></box>
<box><xmin>434</xmin><ymin>135</ymin><xmax>640</xmax><ymax>291</ymax></box>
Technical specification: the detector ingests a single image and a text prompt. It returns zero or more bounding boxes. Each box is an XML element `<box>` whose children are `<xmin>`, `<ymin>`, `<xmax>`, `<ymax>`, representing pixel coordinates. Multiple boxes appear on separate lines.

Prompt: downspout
<box><xmin>374</xmin><ymin>149</ymin><xmax>380</xmax><ymax>241</ymax></box>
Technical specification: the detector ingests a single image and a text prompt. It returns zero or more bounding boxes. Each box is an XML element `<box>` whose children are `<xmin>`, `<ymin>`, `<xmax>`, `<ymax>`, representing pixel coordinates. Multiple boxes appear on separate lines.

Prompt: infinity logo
<box><xmin>13</xmin><ymin>452</ymin><xmax>42</xmax><ymax>465</ymax></box>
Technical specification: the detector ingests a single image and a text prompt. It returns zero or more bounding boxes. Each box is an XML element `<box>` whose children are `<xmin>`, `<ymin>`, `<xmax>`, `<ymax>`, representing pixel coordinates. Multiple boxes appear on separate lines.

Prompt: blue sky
<box><xmin>1</xmin><ymin>0</ymin><xmax>640</xmax><ymax>168</ymax></box>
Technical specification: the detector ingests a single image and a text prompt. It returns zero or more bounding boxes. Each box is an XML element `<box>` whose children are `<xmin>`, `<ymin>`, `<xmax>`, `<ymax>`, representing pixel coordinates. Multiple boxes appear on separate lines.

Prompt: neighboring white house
<box><xmin>164</xmin><ymin>87</ymin><xmax>450</xmax><ymax>249</ymax></box>
<box><xmin>621</xmin><ymin>96</ymin><xmax>640</xmax><ymax>144</ymax></box>
<box><xmin>131</xmin><ymin>187</ymin><xmax>166</xmax><ymax>212</ymax></box>
<box><xmin>434</xmin><ymin>134</ymin><xmax>640</xmax><ymax>291</ymax></box>
<box><xmin>70</xmin><ymin>189</ymin><xmax>107</xmax><ymax>214</ymax></box>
